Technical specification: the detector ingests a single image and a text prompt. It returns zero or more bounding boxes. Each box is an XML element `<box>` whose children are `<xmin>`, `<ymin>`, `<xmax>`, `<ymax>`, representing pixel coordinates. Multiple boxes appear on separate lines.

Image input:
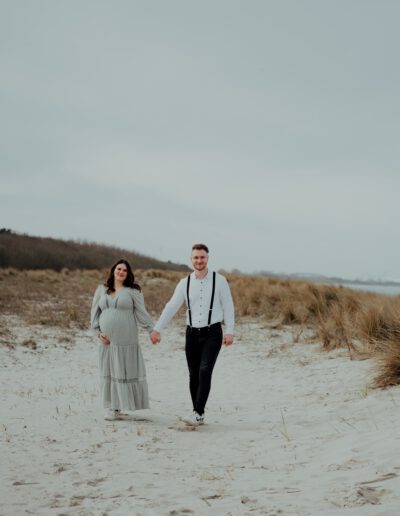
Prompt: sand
<box><xmin>1</xmin><ymin>316</ymin><xmax>400</xmax><ymax>515</ymax></box>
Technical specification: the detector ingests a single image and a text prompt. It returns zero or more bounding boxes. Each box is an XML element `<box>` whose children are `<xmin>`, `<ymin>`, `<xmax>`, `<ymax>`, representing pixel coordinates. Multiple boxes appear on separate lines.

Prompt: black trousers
<box><xmin>185</xmin><ymin>323</ymin><xmax>223</xmax><ymax>416</ymax></box>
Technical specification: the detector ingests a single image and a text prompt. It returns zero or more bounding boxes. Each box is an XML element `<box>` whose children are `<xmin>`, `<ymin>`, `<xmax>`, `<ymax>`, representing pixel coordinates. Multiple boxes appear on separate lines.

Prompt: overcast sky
<box><xmin>1</xmin><ymin>1</ymin><xmax>399</xmax><ymax>280</ymax></box>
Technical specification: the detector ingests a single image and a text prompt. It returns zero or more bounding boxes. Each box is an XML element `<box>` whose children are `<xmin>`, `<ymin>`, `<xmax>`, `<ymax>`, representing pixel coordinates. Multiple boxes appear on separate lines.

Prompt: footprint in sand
<box><xmin>54</xmin><ymin>463</ymin><xmax>70</xmax><ymax>473</ymax></box>
<box><xmin>86</xmin><ymin>477</ymin><xmax>107</xmax><ymax>486</ymax></box>
<box><xmin>119</xmin><ymin>414</ymin><xmax>152</xmax><ymax>422</ymax></box>
<box><xmin>327</xmin><ymin>458</ymin><xmax>369</xmax><ymax>471</ymax></box>
<box><xmin>47</xmin><ymin>494</ymin><xmax>65</xmax><ymax>509</ymax></box>
<box><xmin>327</xmin><ymin>485</ymin><xmax>388</xmax><ymax>508</ymax></box>
<box><xmin>69</xmin><ymin>495</ymin><xmax>86</xmax><ymax>507</ymax></box>
<box><xmin>171</xmin><ymin>425</ymin><xmax>197</xmax><ymax>432</ymax></box>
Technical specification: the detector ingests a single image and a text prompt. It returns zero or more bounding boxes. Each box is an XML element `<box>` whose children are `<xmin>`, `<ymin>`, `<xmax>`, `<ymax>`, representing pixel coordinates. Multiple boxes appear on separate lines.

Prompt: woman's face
<box><xmin>114</xmin><ymin>263</ymin><xmax>128</xmax><ymax>283</ymax></box>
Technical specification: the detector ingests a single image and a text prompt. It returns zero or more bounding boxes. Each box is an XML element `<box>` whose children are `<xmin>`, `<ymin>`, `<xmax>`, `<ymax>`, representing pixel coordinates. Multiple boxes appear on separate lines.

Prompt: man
<box><xmin>150</xmin><ymin>244</ymin><xmax>235</xmax><ymax>426</ymax></box>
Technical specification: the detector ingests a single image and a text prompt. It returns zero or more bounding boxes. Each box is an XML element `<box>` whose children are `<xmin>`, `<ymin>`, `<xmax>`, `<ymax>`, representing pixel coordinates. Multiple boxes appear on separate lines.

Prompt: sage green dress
<box><xmin>90</xmin><ymin>285</ymin><xmax>154</xmax><ymax>411</ymax></box>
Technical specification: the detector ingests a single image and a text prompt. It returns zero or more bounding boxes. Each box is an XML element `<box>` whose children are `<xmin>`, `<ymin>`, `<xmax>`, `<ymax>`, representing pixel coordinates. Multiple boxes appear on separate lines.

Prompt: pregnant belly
<box><xmin>99</xmin><ymin>309</ymin><xmax>136</xmax><ymax>345</ymax></box>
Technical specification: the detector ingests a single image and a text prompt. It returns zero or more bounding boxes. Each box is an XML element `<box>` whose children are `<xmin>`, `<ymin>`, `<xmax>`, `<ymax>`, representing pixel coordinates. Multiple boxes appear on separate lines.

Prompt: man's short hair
<box><xmin>192</xmin><ymin>243</ymin><xmax>209</xmax><ymax>253</ymax></box>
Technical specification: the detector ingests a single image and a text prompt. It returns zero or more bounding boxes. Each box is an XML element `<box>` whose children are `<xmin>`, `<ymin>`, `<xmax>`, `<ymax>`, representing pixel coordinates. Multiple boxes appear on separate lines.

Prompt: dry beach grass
<box><xmin>1</xmin><ymin>268</ymin><xmax>399</xmax><ymax>388</ymax></box>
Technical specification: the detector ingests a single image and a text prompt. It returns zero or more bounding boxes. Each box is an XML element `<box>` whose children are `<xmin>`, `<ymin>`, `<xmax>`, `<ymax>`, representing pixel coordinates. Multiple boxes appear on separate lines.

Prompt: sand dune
<box><xmin>1</xmin><ymin>317</ymin><xmax>400</xmax><ymax>515</ymax></box>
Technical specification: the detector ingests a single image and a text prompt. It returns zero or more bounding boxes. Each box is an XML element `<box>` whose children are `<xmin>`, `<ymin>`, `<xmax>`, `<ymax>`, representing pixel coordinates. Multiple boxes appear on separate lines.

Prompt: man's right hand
<box><xmin>150</xmin><ymin>330</ymin><xmax>161</xmax><ymax>345</ymax></box>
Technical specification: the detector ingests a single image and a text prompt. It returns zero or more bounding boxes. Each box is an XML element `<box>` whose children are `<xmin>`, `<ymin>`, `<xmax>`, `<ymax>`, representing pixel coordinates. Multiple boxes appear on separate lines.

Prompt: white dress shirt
<box><xmin>154</xmin><ymin>270</ymin><xmax>235</xmax><ymax>334</ymax></box>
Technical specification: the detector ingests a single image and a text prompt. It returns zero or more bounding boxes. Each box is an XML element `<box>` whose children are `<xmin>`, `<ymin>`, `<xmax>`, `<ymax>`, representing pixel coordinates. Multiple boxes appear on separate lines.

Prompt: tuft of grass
<box><xmin>358</xmin><ymin>304</ymin><xmax>400</xmax><ymax>343</ymax></box>
<box><xmin>21</xmin><ymin>339</ymin><xmax>37</xmax><ymax>350</ymax></box>
<box><xmin>372</xmin><ymin>343</ymin><xmax>400</xmax><ymax>388</ymax></box>
<box><xmin>278</xmin><ymin>410</ymin><xmax>291</xmax><ymax>442</ymax></box>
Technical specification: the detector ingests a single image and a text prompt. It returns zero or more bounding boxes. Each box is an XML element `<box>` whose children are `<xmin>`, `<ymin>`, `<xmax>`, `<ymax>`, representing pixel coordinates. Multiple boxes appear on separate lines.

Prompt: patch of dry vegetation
<box><xmin>372</xmin><ymin>341</ymin><xmax>400</xmax><ymax>388</ymax></box>
<box><xmin>0</xmin><ymin>268</ymin><xmax>104</xmax><ymax>328</ymax></box>
<box><xmin>1</xmin><ymin>268</ymin><xmax>400</xmax><ymax>388</ymax></box>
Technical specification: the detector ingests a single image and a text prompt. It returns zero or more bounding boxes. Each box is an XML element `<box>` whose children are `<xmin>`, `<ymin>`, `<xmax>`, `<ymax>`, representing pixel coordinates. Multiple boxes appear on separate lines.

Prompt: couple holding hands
<box><xmin>90</xmin><ymin>244</ymin><xmax>235</xmax><ymax>426</ymax></box>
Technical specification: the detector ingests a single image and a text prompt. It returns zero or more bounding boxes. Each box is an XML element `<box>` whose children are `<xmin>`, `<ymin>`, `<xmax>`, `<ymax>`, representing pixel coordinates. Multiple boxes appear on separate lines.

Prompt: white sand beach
<box><xmin>1</xmin><ymin>316</ymin><xmax>400</xmax><ymax>515</ymax></box>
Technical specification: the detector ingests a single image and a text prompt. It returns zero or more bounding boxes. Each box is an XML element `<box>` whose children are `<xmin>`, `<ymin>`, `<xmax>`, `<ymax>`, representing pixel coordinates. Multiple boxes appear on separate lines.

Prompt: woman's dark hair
<box><xmin>105</xmin><ymin>259</ymin><xmax>141</xmax><ymax>292</ymax></box>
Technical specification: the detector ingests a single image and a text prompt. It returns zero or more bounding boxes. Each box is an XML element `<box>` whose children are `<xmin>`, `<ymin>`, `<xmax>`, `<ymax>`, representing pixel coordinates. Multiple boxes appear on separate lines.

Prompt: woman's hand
<box><xmin>99</xmin><ymin>333</ymin><xmax>111</xmax><ymax>346</ymax></box>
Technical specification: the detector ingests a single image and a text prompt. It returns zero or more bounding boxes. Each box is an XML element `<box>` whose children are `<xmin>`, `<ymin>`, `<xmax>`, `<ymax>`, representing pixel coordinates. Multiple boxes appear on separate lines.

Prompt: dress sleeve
<box><xmin>132</xmin><ymin>289</ymin><xmax>154</xmax><ymax>333</ymax></box>
<box><xmin>90</xmin><ymin>285</ymin><xmax>104</xmax><ymax>334</ymax></box>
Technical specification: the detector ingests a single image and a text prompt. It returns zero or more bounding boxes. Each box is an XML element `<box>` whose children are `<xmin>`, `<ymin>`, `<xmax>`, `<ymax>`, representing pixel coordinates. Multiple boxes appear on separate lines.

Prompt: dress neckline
<box><xmin>107</xmin><ymin>287</ymin><xmax>124</xmax><ymax>300</ymax></box>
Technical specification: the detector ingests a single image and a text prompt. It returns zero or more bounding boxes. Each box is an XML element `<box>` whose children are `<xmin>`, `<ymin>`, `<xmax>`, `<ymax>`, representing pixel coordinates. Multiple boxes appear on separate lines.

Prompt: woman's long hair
<box><xmin>105</xmin><ymin>259</ymin><xmax>141</xmax><ymax>293</ymax></box>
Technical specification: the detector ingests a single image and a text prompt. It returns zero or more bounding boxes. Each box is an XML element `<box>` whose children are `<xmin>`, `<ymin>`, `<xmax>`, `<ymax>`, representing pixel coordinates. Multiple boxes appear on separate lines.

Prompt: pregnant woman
<box><xmin>91</xmin><ymin>259</ymin><xmax>155</xmax><ymax>420</ymax></box>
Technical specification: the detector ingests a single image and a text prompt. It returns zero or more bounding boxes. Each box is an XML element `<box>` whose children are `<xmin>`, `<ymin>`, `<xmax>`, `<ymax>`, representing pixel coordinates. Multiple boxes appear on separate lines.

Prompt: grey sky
<box><xmin>1</xmin><ymin>1</ymin><xmax>399</xmax><ymax>280</ymax></box>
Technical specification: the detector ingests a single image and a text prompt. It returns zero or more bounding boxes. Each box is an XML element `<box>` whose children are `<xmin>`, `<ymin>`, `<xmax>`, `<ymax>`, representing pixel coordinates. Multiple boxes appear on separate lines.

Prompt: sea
<box><xmin>335</xmin><ymin>282</ymin><xmax>400</xmax><ymax>297</ymax></box>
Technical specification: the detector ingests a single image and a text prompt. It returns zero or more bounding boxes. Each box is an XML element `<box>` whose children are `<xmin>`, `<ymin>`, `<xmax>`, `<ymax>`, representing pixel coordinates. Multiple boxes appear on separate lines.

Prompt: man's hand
<box><xmin>150</xmin><ymin>330</ymin><xmax>161</xmax><ymax>345</ymax></box>
<box><xmin>223</xmin><ymin>334</ymin><xmax>234</xmax><ymax>346</ymax></box>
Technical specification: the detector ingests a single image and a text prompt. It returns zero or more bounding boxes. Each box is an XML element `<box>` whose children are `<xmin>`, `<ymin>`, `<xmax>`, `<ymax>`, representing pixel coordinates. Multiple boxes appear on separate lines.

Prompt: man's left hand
<box><xmin>223</xmin><ymin>334</ymin><xmax>234</xmax><ymax>346</ymax></box>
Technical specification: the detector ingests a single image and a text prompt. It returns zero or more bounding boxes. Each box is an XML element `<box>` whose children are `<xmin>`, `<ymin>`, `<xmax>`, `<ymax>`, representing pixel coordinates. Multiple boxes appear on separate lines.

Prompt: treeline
<box><xmin>0</xmin><ymin>230</ymin><xmax>189</xmax><ymax>272</ymax></box>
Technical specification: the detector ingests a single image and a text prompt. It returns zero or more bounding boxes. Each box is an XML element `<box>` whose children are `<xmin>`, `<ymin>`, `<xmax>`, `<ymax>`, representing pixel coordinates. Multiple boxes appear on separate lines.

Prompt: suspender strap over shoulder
<box><xmin>186</xmin><ymin>271</ymin><xmax>216</xmax><ymax>328</ymax></box>
<box><xmin>187</xmin><ymin>274</ymin><xmax>192</xmax><ymax>327</ymax></box>
<box><xmin>208</xmin><ymin>272</ymin><xmax>216</xmax><ymax>326</ymax></box>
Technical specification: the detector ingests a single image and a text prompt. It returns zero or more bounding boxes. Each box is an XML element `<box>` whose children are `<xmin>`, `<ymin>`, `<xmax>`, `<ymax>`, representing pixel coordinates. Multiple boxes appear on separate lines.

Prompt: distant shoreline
<box><xmin>256</xmin><ymin>271</ymin><xmax>400</xmax><ymax>289</ymax></box>
<box><xmin>324</xmin><ymin>278</ymin><xmax>400</xmax><ymax>288</ymax></box>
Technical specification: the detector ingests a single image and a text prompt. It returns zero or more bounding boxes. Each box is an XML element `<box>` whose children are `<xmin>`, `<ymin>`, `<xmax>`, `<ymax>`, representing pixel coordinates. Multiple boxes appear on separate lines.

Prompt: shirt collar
<box><xmin>193</xmin><ymin>269</ymin><xmax>210</xmax><ymax>280</ymax></box>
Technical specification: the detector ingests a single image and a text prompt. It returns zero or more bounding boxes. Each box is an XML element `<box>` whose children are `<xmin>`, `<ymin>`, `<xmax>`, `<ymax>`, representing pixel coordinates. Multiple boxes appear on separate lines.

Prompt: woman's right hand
<box><xmin>99</xmin><ymin>333</ymin><xmax>111</xmax><ymax>346</ymax></box>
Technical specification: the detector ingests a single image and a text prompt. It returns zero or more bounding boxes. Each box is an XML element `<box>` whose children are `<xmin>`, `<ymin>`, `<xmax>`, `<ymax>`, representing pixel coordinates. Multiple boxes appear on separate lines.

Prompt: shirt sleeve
<box><xmin>132</xmin><ymin>289</ymin><xmax>154</xmax><ymax>333</ymax></box>
<box><xmin>90</xmin><ymin>285</ymin><xmax>104</xmax><ymax>334</ymax></box>
<box><xmin>219</xmin><ymin>275</ymin><xmax>235</xmax><ymax>334</ymax></box>
<box><xmin>153</xmin><ymin>279</ymin><xmax>186</xmax><ymax>332</ymax></box>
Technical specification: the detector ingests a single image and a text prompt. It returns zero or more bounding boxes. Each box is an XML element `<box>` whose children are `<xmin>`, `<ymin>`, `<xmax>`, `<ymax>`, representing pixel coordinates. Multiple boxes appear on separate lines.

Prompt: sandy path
<box><xmin>1</xmin><ymin>318</ymin><xmax>400</xmax><ymax>515</ymax></box>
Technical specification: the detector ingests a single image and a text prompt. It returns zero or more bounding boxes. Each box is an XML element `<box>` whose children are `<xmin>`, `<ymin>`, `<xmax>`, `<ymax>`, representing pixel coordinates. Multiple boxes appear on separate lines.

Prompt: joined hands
<box><xmin>150</xmin><ymin>330</ymin><xmax>161</xmax><ymax>345</ymax></box>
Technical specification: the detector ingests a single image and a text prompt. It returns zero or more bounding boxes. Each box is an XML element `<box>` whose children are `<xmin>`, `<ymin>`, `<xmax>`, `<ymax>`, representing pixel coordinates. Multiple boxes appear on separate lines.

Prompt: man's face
<box><xmin>191</xmin><ymin>249</ymin><xmax>209</xmax><ymax>271</ymax></box>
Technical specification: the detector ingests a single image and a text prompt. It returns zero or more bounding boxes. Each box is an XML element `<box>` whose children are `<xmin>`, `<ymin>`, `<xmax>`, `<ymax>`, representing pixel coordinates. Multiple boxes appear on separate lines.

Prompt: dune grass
<box><xmin>1</xmin><ymin>268</ymin><xmax>399</xmax><ymax>388</ymax></box>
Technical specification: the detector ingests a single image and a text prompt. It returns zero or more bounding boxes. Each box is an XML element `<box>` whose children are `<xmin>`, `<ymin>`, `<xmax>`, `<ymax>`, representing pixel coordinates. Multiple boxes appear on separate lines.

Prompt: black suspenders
<box><xmin>208</xmin><ymin>272</ymin><xmax>216</xmax><ymax>326</ymax></box>
<box><xmin>187</xmin><ymin>275</ymin><xmax>192</xmax><ymax>327</ymax></box>
<box><xmin>187</xmin><ymin>272</ymin><xmax>216</xmax><ymax>328</ymax></box>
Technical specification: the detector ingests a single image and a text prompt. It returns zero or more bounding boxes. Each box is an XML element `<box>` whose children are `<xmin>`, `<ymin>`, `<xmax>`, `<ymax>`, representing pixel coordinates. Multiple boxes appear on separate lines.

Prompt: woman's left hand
<box><xmin>99</xmin><ymin>333</ymin><xmax>111</xmax><ymax>346</ymax></box>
